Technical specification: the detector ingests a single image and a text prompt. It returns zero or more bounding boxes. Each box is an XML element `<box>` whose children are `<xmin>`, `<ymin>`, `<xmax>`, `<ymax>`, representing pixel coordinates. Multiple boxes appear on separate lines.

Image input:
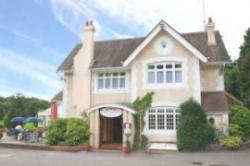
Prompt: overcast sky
<box><xmin>0</xmin><ymin>0</ymin><xmax>250</xmax><ymax>100</ymax></box>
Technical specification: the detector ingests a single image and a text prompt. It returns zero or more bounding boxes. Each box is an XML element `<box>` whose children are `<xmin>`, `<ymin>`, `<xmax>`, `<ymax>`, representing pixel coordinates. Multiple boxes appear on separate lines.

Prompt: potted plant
<box><xmin>123</xmin><ymin>133</ymin><xmax>131</xmax><ymax>154</ymax></box>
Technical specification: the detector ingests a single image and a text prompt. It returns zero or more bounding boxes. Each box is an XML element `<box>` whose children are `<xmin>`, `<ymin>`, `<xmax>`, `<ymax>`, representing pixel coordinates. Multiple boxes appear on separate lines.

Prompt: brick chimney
<box><xmin>205</xmin><ymin>17</ymin><xmax>217</xmax><ymax>45</ymax></box>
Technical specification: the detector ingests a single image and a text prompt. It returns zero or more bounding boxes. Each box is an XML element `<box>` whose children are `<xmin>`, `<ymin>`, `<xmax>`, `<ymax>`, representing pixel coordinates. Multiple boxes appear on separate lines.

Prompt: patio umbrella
<box><xmin>24</xmin><ymin>117</ymin><xmax>43</xmax><ymax>123</ymax></box>
<box><xmin>11</xmin><ymin>117</ymin><xmax>26</xmax><ymax>123</ymax></box>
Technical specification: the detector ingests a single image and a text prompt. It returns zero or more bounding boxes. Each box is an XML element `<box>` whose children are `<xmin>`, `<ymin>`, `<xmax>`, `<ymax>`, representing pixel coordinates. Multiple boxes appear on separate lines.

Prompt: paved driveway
<box><xmin>0</xmin><ymin>148</ymin><xmax>250</xmax><ymax>166</ymax></box>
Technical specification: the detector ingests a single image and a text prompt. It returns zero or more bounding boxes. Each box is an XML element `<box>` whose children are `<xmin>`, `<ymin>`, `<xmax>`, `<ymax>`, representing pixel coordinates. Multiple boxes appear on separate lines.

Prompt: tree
<box><xmin>224</xmin><ymin>62</ymin><xmax>241</xmax><ymax>99</ymax></box>
<box><xmin>2</xmin><ymin>93</ymin><xmax>49</xmax><ymax>128</ymax></box>
<box><xmin>238</xmin><ymin>28</ymin><xmax>250</xmax><ymax>108</ymax></box>
<box><xmin>239</xmin><ymin>28</ymin><xmax>250</xmax><ymax>64</ymax></box>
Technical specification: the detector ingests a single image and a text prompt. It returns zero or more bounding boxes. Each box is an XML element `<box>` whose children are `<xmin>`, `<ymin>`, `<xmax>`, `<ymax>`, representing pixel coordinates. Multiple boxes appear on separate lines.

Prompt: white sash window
<box><xmin>97</xmin><ymin>72</ymin><xmax>127</xmax><ymax>90</ymax></box>
<box><xmin>147</xmin><ymin>107</ymin><xmax>180</xmax><ymax>134</ymax></box>
<box><xmin>147</xmin><ymin>62</ymin><xmax>182</xmax><ymax>85</ymax></box>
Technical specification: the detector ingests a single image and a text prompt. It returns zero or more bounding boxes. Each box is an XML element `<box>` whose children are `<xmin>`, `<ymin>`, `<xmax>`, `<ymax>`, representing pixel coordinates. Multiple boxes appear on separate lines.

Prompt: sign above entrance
<box><xmin>100</xmin><ymin>107</ymin><xmax>122</xmax><ymax>118</ymax></box>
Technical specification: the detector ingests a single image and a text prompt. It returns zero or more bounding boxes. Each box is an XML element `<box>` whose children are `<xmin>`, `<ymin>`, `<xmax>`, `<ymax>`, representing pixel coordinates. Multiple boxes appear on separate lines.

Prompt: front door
<box><xmin>100</xmin><ymin>114</ymin><xmax>123</xmax><ymax>144</ymax></box>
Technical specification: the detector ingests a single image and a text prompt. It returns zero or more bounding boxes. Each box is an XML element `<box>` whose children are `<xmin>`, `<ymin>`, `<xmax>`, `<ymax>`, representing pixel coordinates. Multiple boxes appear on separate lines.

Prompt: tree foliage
<box><xmin>224</xmin><ymin>63</ymin><xmax>241</xmax><ymax>99</ymax></box>
<box><xmin>177</xmin><ymin>98</ymin><xmax>215</xmax><ymax>151</ymax></box>
<box><xmin>133</xmin><ymin>92</ymin><xmax>154</xmax><ymax>149</ymax></box>
<box><xmin>229</xmin><ymin>105</ymin><xmax>250</xmax><ymax>140</ymax></box>
<box><xmin>0</xmin><ymin>93</ymin><xmax>49</xmax><ymax>128</ymax></box>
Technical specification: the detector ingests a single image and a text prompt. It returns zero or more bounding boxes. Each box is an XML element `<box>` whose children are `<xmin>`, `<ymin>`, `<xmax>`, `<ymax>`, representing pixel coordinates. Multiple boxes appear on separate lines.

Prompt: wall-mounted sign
<box><xmin>100</xmin><ymin>107</ymin><xmax>122</xmax><ymax>118</ymax></box>
<box><xmin>123</xmin><ymin>122</ymin><xmax>132</xmax><ymax>134</ymax></box>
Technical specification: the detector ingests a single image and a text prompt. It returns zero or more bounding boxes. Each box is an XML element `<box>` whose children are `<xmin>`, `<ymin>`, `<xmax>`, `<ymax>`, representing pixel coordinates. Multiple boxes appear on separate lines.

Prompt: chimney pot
<box><xmin>206</xmin><ymin>17</ymin><xmax>216</xmax><ymax>45</ymax></box>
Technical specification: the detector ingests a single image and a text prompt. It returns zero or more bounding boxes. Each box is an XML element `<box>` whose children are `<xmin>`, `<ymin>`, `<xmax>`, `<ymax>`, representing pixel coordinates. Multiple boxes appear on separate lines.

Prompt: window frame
<box><xmin>145</xmin><ymin>106</ymin><xmax>180</xmax><ymax>135</ymax></box>
<box><xmin>95</xmin><ymin>71</ymin><xmax>128</xmax><ymax>93</ymax></box>
<box><xmin>147</xmin><ymin>61</ymin><xmax>183</xmax><ymax>86</ymax></box>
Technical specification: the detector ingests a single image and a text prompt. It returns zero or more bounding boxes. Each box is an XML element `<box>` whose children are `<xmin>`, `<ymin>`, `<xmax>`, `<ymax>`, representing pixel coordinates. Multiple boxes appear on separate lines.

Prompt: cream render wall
<box><xmin>134</xmin><ymin>31</ymin><xmax>200</xmax><ymax>104</ymax></box>
<box><xmin>200</xmin><ymin>65</ymin><xmax>224</xmax><ymax>91</ymax></box>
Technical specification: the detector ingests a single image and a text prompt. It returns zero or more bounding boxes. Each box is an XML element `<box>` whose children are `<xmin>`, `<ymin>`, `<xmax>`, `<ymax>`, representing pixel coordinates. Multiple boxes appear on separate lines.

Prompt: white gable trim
<box><xmin>123</xmin><ymin>21</ymin><xmax>208</xmax><ymax>66</ymax></box>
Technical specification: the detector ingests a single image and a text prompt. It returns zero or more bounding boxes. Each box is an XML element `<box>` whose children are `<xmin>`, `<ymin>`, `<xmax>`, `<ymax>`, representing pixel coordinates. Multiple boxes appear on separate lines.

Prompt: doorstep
<box><xmin>148</xmin><ymin>142</ymin><xmax>178</xmax><ymax>152</ymax></box>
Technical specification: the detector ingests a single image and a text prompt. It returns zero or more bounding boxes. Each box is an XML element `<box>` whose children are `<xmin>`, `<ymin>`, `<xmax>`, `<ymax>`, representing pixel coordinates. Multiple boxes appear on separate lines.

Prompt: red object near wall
<box><xmin>51</xmin><ymin>102</ymin><xmax>58</xmax><ymax>121</ymax></box>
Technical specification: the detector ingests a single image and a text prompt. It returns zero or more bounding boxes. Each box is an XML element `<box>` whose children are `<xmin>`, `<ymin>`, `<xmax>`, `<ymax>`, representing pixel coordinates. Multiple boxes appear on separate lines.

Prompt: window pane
<box><xmin>120</xmin><ymin>72</ymin><xmax>126</xmax><ymax>76</ymax></box>
<box><xmin>105</xmin><ymin>73</ymin><xmax>111</xmax><ymax>76</ymax></box>
<box><xmin>157</xmin><ymin>64</ymin><xmax>164</xmax><ymax>69</ymax></box>
<box><xmin>175</xmin><ymin>64</ymin><xmax>182</xmax><ymax>68</ymax></box>
<box><xmin>157</xmin><ymin>114</ymin><xmax>165</xmax><ymax>130</ymax></box>
<box><xmin>148</xmin><ymin>72</ymin><xmax>155</xmax><ymax>84</ymax></box>
<box><xmin>148</xmin><ymin>65</ymin><xmax>155</xmax><ymax>70</ymax></box>
<box><xmin>166</xmin><ymin>114</ymin><xmax>174</xmax><ymax>130</ymax></box>
<box><xmin>98</xmin><ymin>79</ymin><xmax>103</xmax><ymax>89</ymax></box>
<box><xmin>157</xmin><ymin>71</ymin><xmax>164</xmax><ymax>83</ymax></box>
<box><xmin>175</xmin><ymin>71</ymin><xmax>182</xmax><ymax>83</ymax></box>
<box><xmin>98</xmin><ymin>73</ymin><xmax>103</xmax><ymax>77</ymax></box>
<box><xmin>119</xmin><ymin>78</ymin><xmax>125</xmax><ymax>88</ymax></box>
<box><xmin>166</xmin><ymin>64</ymin><xmax>172</xmax><ymax>69</ymax></box>
<box><xmin>112</xmin><ymin>78</ymin><xmax>118</xmax><ymax>89</ymax></box>
<box><xmin>148</xmin><ymin>114</ymin><xmax>156</xmax><ymax>130</ymax></box>
<box><xmin>166</xmin><ymin>71</ymin><xmax>173</xmax><ymax>83</ymax></box>
<box><xmin>175</xmin><ymin>114</ymin><xmax>180</xmax><ymax>129</ymax></box>
<box><xmin>113</xmin><ymin>73</ymin><xmax>118</xmax><ymax>76</ymax></box>
<box><xmin>105</xmin><ymin>78</ymin><xmax>111</xmax><ymax>88</ymax></box>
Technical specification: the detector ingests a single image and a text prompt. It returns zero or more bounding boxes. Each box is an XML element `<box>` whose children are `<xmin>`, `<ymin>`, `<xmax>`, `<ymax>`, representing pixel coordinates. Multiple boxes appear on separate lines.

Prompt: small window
<box><xmin>208</xmin><ymin>117</ymin><xmax>215</xmax><ymax>126</ymax></box>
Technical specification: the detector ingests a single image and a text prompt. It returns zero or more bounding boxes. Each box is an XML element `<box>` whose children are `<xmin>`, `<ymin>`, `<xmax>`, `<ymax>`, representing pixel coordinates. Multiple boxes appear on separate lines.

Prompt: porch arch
<box><xmin>87</xmin><ymin>103</ymin><xmax>137</xmax><ymax>114</ymax></box>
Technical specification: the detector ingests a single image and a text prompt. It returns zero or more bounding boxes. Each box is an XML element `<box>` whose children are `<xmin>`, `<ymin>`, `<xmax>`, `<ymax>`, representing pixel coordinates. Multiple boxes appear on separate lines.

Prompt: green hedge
<box><xmin>64</xmin><ymin>118</ymin><xmax>91</xmax><ymax>145</ymax></box>
<box><xmin>45</xmin><ymin>118</ymin><xmax>90</xmax><ymax>146</ymax></box>
<box><xmin>46</xmin><ymin>119</ymin><xmax>67</xmax><ymax>145</ymax></box>
<box><xmin>177</xmin><ymin>98</ymin><xmax>215</xmax><ymax>151</ymax></box>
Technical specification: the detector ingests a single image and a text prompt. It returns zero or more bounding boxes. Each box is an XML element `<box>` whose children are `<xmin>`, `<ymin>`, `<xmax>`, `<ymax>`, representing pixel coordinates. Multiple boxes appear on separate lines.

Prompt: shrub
<box><xmin>0</xmin><ymin>120</ymin><xmax>4</xmax><ymax>128</ymax></box>
<box><xmin>229</xmin><ymin>124</ymin><xmax>244</xmax><ymax>138</ymax></box>
<box><xmin>45</xmin><ymin>119</ymin><xmax>67</xmax><ymax>145</ymax></box>
<box><xmin>23</xmin><ymin>123</ymin><xmax>36</xmax><ymax>132</ymax></box>
<box><xmin>177</xmin><ymin>98</ymin><xmax>215</xmax><ymax>151</ymax></box>
<box><xmin>64</xmin><ymin>118</ymin><xmax>91</xmax><ymax>145</ymax></box>
<box><xmin>0</xmin><ymin>131</ymin><xmax>2</xmax><ymax>139</ymax></box>
<box><xmin>230</xmin><ymin>106</ymin><xmax>250</xmax><ymax>140</ymax></box>
<box><xmin>219</xmin><ymin>136</ymin><xmax>242</xmax><ymax>150</ymax></box>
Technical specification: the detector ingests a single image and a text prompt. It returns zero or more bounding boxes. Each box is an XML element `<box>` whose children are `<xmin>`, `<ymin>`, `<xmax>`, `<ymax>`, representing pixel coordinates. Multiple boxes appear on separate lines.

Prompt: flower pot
<box><xmin>85</xmin><ymin>144</ymin><xmax>92</xmax><ymax>152</ymax></box>
<box><xmin>123</xmin><ymin>145</ymin><xmax>130</xmax><ymax>154</ymax></box>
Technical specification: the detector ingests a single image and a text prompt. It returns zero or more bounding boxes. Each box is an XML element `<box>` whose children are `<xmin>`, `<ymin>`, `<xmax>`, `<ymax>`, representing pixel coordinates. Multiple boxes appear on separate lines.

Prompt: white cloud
<box><xmin>50</xmin><ymin>0</ymin><xmax>250</xmax><ymax>60</ymax></box>
<box><xmin>0</xmin><ymin>47</ymin><xmax>61</xmax><ymax>91</ymax></box>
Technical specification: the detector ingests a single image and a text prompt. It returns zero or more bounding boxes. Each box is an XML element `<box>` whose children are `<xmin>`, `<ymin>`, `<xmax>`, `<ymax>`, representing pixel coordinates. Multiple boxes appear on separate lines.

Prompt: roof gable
<box><xmin>122</xmin><ymin>20</ymin><xmax>208</xmax><ymax>66</ymax></box>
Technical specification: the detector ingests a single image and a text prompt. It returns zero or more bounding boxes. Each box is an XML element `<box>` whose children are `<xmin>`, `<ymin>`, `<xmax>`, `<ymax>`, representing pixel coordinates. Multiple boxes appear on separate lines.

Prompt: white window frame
<box><xmin>95</xmin><ymin>71</ymin><xmax>129</xmax><ymax>93</ymax></box>
<box><xmin>144</xmin><ymin>106</ymin><xmax>180</xmax><ymax>135</ymax></box>
<box><xmin>147</xmin><ymin>62</ymin><xmax>183</xmax><ymax>84</ymax></box>
<box><xmin>142</xmin><ymin>57</ymin><xmax>187</xmax><ymax>89</ymax></box>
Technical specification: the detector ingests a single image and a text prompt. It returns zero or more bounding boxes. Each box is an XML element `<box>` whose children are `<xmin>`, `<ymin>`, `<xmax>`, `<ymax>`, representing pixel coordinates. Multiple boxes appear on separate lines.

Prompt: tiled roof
<box><xmin>57</xmin><ymin>31</ymin><xmax>230</xmax><ymax>71</ymax></box>
<box><xmin>201</xmin><ymin>91</ymin><xmax>229</xmax><ymax>112</ymax></box>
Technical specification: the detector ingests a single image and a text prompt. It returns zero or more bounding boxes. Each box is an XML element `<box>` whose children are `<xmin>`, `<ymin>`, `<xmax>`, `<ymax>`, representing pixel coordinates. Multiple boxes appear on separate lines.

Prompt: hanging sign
<box><xmin>123</xmin><ymin>123</ymin><xmax>132</xmax><ymax>134</ymax></box>
<box><xmin>100</xmin><ymin>107</ymin><xmax>122</xmax><ymax>118</ymax></box>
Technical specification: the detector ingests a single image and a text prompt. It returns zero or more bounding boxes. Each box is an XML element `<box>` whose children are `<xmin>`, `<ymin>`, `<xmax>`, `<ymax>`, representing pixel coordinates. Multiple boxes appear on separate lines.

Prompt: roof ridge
<box><xmin>95</xmin><ymin>37</ymin><xmax>144</xmax><ymax>43</ymax></box>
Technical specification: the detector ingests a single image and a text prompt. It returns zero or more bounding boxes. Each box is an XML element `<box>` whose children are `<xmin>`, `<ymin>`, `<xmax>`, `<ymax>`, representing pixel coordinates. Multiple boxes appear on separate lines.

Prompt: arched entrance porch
<box><xmin>88</xmin><ymin>104</ymin><xmax>136</xmax><ymax>150</ymax></box>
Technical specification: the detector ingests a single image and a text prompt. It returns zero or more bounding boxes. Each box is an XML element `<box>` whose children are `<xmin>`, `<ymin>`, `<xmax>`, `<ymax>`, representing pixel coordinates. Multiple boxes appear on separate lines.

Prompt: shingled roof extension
<box><xmin>57</xmin><ymin>31</ymin><xmax>230</xmax><ymax>72</ymax></box>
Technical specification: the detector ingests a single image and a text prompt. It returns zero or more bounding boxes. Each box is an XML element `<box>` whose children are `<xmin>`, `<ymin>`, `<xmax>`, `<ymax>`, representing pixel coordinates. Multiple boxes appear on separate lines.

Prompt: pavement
<box><xmin>0</xmin><ymin>148</ymin><xmax>250</xmax><ymax>166</ymax></box>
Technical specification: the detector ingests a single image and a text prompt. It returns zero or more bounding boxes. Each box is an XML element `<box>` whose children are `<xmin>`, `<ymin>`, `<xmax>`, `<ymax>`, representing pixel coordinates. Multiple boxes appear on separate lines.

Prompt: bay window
<box><xmin>97</xmin><ymin>72</ymin><xmax>127</xmax><ymax>90</ymax></box>
<box><xmin>147</xmin><ymin>62</ymin><xmax>182</xmax><ymax>85</ymax></box>
<box><xmin>147</xmin><ymin>107</ymin><xmax>180</xmax><ymax>132</ymax></box>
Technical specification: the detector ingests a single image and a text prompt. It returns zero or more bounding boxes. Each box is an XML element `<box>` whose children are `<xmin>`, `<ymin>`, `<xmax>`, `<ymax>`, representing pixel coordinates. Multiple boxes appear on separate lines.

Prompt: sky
<box><xmin>0</xmin><ymin>0</ymin><xmax>250</xmax><ymax>100</ymax></box>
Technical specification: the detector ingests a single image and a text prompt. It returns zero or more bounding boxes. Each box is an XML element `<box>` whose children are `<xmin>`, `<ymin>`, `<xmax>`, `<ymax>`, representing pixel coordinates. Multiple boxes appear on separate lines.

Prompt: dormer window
<box><xmin>97</xmin><ymin>72</ymin><xmax>127</xmax><ymax>90</ymax></box>
<box><xmin>147</xmin><ymin>62</ymin><xmax>182</xmax><ymax>85</ymax></box>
